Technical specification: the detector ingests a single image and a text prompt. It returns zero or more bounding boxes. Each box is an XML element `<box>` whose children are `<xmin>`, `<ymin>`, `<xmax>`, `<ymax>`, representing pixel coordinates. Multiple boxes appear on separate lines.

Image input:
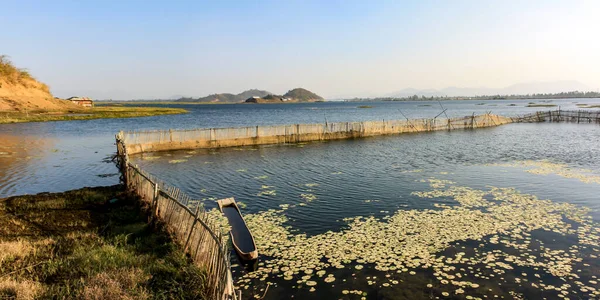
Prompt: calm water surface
<box><xmin>1</xmin><ymin>99</ymin><xmax>600</xmax><ymax>299</ymax></box>
<box><xmin>1</xmin><ymin>98</ymin><xmax>597</xmax><ymax>197</ymax></box>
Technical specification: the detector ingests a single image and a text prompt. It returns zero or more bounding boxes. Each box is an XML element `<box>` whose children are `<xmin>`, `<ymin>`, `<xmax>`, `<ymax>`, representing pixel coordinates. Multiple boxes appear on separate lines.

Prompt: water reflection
<box><xmin>0</xmin><ymin>133</ymin><xmax>54</xmax><ymax>196</ymax></box>
<box><xmin>0</xmin><ymin>129</ymin><xmax>118</xmax><ymax>197</ymax></box>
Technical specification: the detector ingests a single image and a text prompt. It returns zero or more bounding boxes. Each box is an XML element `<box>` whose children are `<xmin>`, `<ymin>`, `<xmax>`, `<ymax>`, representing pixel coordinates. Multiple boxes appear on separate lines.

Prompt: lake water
<box><xmin>1</xmin><ymin>99</ymin><xmax>600</xmax><ymax>299</ymax></box>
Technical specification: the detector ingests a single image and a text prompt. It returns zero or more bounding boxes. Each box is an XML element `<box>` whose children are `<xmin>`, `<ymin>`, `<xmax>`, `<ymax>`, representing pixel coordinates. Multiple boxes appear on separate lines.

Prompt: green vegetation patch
<box><xmin>576</xmin><ymin>103</ymin><xmax>600</xmax><ymax>108</ymax></box>
<box><xmin>0</xmin><ymin>186</ymin><xmax>209</xmax><ymax>299</ymax></box>
<box><xmin>525</xmin><ymin>103</ymin><xmax>558</xmax><ymax>107</ymax></box>
<box><xmin>0</xmin><ymin>107</ymin><xmax>187</xmax><ymax>124</ymax></box>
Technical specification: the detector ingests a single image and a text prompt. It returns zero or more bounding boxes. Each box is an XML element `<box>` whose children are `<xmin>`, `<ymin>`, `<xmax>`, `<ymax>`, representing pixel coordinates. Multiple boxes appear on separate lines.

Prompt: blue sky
<box><xmin>1</xmin><ymin>0</ymin><xmax>598</xmax><ymax>99</ymax></box>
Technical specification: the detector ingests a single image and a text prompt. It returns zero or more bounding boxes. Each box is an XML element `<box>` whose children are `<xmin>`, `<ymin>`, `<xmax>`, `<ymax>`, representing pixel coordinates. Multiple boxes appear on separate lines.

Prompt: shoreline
<box><xmin>0</xmin><ymin>106</ymin><xmax>188</xmax><ymax>124</ymax></box>
<box><xmin>95</xmin><ymin>100</ymin><xmax>325</xmax><ymax>105</ymax></box>
<box><xmin>95</xmin><ymin>97</ymin><xmax>600</xmax><ymax>105</ymax></box>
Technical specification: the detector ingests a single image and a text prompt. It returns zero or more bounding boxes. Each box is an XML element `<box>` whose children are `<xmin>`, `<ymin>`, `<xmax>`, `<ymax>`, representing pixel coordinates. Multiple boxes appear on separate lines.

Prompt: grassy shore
<box><xmin>576</xmin><ymin>103</ymin><xmax>600</xmax><ymax>108</ymax></box>
<box><xmin>0</xmin><ymin>186</ymin><xmax>209</xmax><ymax>299</ymax></box>
<box><xmin>0</xmin><ymin>107</ymin><xmax>187</xmax><ymax>124</ymax></box>
<box><xmin>96</xmin><ymin>101</ymin><xmax>230</xmax><ymax>106</ymax></box>
<box><xmin>525</xmin><ymin>103</ymin><xmax>558</xmax><ymax>107</ymax></box>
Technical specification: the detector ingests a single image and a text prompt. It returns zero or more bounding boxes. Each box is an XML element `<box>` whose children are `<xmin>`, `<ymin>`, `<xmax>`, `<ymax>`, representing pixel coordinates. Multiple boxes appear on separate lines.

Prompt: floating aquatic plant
<box><xmin>205</xmin><ymin>208</ymin><xmax>231</xmax><ymax>237</ymax></box>
<box><xmin>168</xmin><ymin>159</ymin><xmax>187</xmax><ymax>164</ymax></box>
<box><xmin>142</xmin><ymin>156</ymin><xmax>161</xmax><ymax>160</ymax></box>
<box><xmin>300</xmin><ymin>193</ymin><xmax>317</xmax><ymax>202</ymax></box>
<box><xmin>236</xmin><ymin>177</ymin><xmax>600</xmax><ymax>298</ymax></box>
<box><xmin>488</xmin><ymin>160</ymin><xmax>600</xmax><ymax>184</ymax></box>
<box><xmin>401</xmin><ymin>169</ymin><xmax>423</xmax><ymax>173</ymax></box>
<box><xmin>257</xmin><ymin>190</ymin><xmax>276</xmax><ymax>196</ymax></box>
<box><xmin>364</xmin><ymin>199</ymin><xmax>380</xmax><ymax>203</ymax></box>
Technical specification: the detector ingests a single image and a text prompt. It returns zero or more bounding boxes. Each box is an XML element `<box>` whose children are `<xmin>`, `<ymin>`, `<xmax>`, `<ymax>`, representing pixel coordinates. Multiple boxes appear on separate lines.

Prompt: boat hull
<box><xmin>217</xmin><ymin>197</ymin><xmax>259</xmax><ymax>262</ymax></box>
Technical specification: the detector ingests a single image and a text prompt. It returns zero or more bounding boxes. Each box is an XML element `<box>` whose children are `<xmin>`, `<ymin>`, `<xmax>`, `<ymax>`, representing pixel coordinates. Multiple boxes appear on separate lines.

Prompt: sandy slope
<box><xmin>0</xmin><ymin>78</ymin><xmax>77</xmax><ymax>111</ymax></box>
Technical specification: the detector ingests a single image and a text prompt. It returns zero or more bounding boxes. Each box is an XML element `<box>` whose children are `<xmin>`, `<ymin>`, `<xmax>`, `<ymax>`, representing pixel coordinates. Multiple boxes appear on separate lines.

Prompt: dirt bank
<box><xmin>0</xmin><ymin>56</ymin><xmax>77</xmax><ymax>112</ymax></box>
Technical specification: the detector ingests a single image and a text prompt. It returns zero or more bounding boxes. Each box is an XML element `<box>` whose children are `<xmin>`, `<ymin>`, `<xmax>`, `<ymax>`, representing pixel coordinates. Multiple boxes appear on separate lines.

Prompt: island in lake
<box><xmin>245</xmin><ymin>88</ymin><xmax>324</xmax><ymax>103</ymax></box>
<box><xmin>175</xmin><ymin>87</ymin><xmax>324</xmax><ymax>103</ymax></box>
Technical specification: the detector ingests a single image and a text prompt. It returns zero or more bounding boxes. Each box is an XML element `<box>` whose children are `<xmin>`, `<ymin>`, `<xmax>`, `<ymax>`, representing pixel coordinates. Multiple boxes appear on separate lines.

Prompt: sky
<box><xmin>1</xmin><ymin>0</ymin><xmax>599</xmax><ymax>99</ymax></box>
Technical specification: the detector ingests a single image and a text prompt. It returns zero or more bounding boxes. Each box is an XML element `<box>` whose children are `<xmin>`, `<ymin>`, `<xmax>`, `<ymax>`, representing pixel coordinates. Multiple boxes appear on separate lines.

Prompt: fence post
<box><xmin>151</xmin><ymin>182</ymin><xmax>159</xmax><ymax>222</ymax></box>
<box><xmin>184</xmin><ymin>205</ymin><xmax>200</xmax><ymax>253</ymax></box>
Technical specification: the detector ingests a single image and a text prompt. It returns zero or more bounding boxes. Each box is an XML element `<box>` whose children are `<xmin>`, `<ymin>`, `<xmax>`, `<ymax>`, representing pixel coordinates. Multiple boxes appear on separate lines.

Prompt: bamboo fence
<box><xmin>120</xmin><ymin>113</ymin><xmax>513</xmax><ymax>154</ymax></box>
<box><xmin>512</xmin><ymin>109</ymin><xmax>600</xmax><ymax>123</ymax></box>
<box><xmin>115</xmin><ymin>133</ymin><xmax>236</xmax><ymax>300</ymax></box>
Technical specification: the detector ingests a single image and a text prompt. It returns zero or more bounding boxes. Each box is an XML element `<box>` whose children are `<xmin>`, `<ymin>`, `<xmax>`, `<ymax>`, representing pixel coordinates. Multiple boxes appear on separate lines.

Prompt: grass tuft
<box><xmin>0</xmin><ymin>278</ymin><xmax>42</xmax><ymax>300</ymax></box>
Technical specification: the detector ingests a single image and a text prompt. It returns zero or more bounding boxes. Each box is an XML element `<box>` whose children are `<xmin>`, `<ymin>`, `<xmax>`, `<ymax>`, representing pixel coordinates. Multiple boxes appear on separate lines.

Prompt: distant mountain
<box><xmin>167</xmin><ymin>94</ymin><xmax>188</xmax><ymax>100</ymax></box>
<box><xmin>177</xmin><ymin>89</ymin><xmax>272</xmax><ymax>103</ymax></box>
<box><xmin>387</xmin><ymin>81</ymin><xmax>591</xmax><ymax>98</ymax></box>
<box><xmin>283</xmin><ymin>88</ymin><xmax>324</xmax><ymax>101</ymax></box>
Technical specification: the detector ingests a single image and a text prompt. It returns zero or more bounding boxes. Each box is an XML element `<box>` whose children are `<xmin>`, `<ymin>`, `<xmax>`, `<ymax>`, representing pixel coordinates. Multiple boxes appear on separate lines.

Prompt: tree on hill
<box><xmin>283</xmin><ymin>88</ymin><xmax>324</xmax><ymax>101</ymax></box>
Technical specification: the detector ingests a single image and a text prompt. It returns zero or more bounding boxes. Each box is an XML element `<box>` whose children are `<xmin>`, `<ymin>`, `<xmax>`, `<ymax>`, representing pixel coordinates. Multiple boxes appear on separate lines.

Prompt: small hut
<box><xmin>67</xmin><ymin>97</ymin><xmax>94</xmax><ymax>107</ymax></box>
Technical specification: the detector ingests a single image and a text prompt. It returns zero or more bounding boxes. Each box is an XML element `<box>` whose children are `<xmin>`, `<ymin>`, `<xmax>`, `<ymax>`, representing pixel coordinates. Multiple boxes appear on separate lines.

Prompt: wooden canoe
<box><xmin>217</xmin><ymin>197</ymin><xmax>258</xmax><ymax>261</ymax></box>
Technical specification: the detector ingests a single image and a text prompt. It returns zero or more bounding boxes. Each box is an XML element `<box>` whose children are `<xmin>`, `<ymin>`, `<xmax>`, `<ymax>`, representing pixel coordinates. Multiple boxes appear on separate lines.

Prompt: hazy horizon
<box><xmin>2</xmin><ymin>0</ymin><xmax>599</xmax><ymax>100</ymax></box>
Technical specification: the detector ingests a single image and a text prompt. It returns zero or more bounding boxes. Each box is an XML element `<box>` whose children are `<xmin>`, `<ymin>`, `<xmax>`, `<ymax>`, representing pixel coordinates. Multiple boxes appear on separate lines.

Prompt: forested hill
<box><xmin>176</xmin><ymin>89</ymin><xmax>271</xmax><ymax>103</ymax></box>
<box><xmin>283</xmin><ymin>88</ymin><xmax>324</xmax><ymax>101</ymax></box>
<box><xmin>177</xmin><ymin>88</ymin><xmax>324</xmax><ymax>103</ymax></box>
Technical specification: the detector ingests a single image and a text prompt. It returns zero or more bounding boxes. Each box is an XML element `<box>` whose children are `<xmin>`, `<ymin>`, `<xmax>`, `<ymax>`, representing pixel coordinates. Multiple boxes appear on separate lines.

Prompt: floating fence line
<box><xmin>120</xmin><ymin>113</ymin><xmax>513</xmax><ymax>154</ymax></box>
<box><xmin>512</xmin><ymin>109</ymin><xmax>600</xmax><ymax>124</ymax></box>
<box><xmin>115</xmin><ymin>133</ymin><xmax>236</xmax><ymax>300</ymax></box>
